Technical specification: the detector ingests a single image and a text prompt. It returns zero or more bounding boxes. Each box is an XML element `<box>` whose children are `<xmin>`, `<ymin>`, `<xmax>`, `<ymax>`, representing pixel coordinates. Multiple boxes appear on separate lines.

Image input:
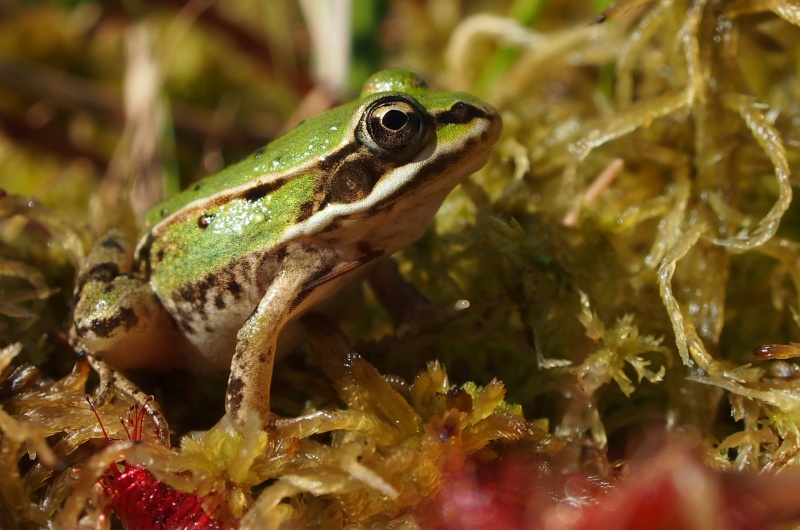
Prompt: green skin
<box><xmin>72</xmin><ymin>68</ymin><xmax>503</xmax><ymax>431</ymax></box>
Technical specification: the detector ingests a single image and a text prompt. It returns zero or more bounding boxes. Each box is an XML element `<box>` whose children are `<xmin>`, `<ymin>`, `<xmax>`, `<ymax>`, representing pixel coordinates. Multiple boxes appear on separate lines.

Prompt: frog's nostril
<box><xmin>443</xmin><ymin>102</ymin><xmax>483</xmax><ymax>125</ymax></box>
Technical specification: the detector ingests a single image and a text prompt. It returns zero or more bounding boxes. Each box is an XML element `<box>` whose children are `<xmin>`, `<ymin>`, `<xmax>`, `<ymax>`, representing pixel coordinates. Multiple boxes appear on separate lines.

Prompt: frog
<box><xmin>71</xmin><ymin>68</ymin><xmax>503</xmax><ymax>432</ymax></box>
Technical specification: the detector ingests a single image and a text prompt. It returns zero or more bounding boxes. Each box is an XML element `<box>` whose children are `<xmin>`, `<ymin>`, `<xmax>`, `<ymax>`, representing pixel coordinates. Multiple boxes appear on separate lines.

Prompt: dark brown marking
<box><xmin>290</xmin><ymin>288</ymin><xmax>312</xmax><ymax>312</ymax></box>
<box><xmin>214</xmin><ymin>293</ymin><xmax>226</xmax><ymax>309</ymax></box>
<box><xmin>198</xmin><ymin>213</ymin><xmax>215</xmax><ymax>229</ymax></box>
<box><xmin>155</xmin><ymin>250</ymin><xmax>165</xmax><ymax>263</ymax></box>
<box><xmin>227</xmin><ymin>376</ymin><xmax>245</xmax><ymax>411</ymax></box>
<box><xmin>85</xmin><ymin>263</ymin><xmax>119</xmax><ymax>283</ymax></box>
<box><xmin>241</xmin><ymin>176</ymin><xmax>290</xmax><ymax>203</ymax></box>
<box><xmin>296</xmin><ymin>200</ymin><xmax>314</xmax><ymax>222</ymax></box>
<box><xmin>312</xmin><ymin>171</ymin><xmax>328</xmax><ymax>196</ymax></box>
<box><xmin>228</xmin><ymin>278</ymin><xmax>243</xmax><ymax>299</ymax></box>
<box><xmin>173</xmin><ymin>276</ymin><xmax>216</xmax><ymax>329</ymax></box>
<box><xmin>178</xmin><ymin>318</ymin><xmax>195</xmax><ymax>334</ymax></box>
<box><xmin>100</xmin><ymin>238</ymin><xmax>125</xmax><ymax>252</ymax></box>
<box><xmin>258</xmin><ymin>353</ymin><xmax>267</xmax><ymax>363</ymax></box>
<box><xmin>317</xmin><ymin>141</ymin><xmax>359</xmax><ymax>172</ymax></box>
<box><xmin>291</xmin><ymin>261</ymin><xmax>337</xmax><ymax>310</ymax></box>
<box><xmin>321</xmin><ymin>218</ymin><xmax>343</xmax><ymax>234</ymax></box>
<box><xmin>274</xmin><ymin>245</ymin><xmax>288</xmax><ymax>263</ymax></box>
<box><xmin>87</xmin><ymin>307</ymin><xmax>139</xmax><ymax>338</ymax></box>
<box><xmin>178</xmin><ymin>277</ymin><xmax>213</xmax><ymax>306</ymax></box>
<box><xmin>365</xmin><ymin>198</ymin><xmax>396</xmax><ymax>219</ymax></box>
<box><xmin>434</xmin><ymin>102</ymin><xmax>489</xmax><ymax>126</ymax></box>
<box><xmin>137</xmin><ymin>241</ymin><xmax>151</xmax><ymax>264</ymax></box>
<box><xmin>194</xmin><ymin>183</ymin><xmax>202</xmax><ymax>191</ymax></box>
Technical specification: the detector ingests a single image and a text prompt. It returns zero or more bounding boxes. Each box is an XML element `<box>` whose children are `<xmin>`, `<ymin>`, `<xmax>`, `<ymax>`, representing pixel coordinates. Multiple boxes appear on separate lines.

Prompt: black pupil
<box><xmin>382</xmin><ymin>109</ymin><xmax>408</xmax><ymax>131</ymax></box>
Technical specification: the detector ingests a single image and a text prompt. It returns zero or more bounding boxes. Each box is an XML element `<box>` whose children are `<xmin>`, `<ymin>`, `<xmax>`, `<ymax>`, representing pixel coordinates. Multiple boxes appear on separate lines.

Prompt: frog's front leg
<box><xmin>225</xmin><ymin>242</ymin><xmax>340</xmax><ymax>431</ymax></box>
<box><xmin>83</xmin><ymin>351</ymin><xmax>171</xmax><ymax>445</ymax></box>
<box><xmin>71</xmin><ymin>230</ymin><xmax>189</xmax><ymax>371</ymax></box>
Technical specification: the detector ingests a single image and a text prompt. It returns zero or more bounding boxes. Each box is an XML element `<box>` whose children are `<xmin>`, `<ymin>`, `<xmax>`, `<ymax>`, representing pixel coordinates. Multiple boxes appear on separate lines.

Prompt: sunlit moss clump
<box><xmin>428</xmin><ymin>0</ymin><xmax>800</xmax><ymax>472</ymax></box>
<box><xmin>0</xmin><ymin>337</ymin><xmax>537</xmax><ymax>528</ymax></box>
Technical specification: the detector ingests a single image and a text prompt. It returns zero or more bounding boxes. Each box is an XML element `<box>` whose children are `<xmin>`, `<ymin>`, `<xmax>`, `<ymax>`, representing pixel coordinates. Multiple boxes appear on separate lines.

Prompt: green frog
<box><xmin>71</xmin><ymin>68</ymin><xmax>502</xmax><ymax>431</ymax></box>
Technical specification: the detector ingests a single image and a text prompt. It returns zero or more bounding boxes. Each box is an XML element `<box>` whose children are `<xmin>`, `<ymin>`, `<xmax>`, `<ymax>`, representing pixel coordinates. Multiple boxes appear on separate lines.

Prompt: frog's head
<box><xmin>142</xmin><ymin>69</ymin><xmax>501</xmax><ymax>263</ymax></box>
<box><xmin>287</xmin><ymin>68</ymin><xmax>503</xmax><ymax>254</ymax></box>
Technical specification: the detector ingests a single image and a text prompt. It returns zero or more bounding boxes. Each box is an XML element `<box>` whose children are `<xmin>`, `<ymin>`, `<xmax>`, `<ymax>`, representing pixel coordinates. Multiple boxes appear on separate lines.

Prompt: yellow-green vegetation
<box><xmin>2</xmin><ymin>0</ymin><xmax>800</xmax><ymax>527</ymax></box>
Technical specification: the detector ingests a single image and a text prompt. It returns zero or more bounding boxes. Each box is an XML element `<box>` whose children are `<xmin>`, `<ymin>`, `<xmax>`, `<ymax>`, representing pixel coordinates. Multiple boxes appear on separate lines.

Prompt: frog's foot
<box><xmin>367</xmin><ymin>258</ymin><xmax>473</xmax><ymax>335</ymax></box>
<box><xmin>83</xmin><ymin>349</ymin><xmax>115</xmax><ymax>408</ymax></box>
<box><xmin>83</xmin><ymin>350</ymin><xmax>171</xmax><ymax>446</ymax></box>
<box><xmin>367</xmin><ymin>258</ymin><xmax>431</xmax><ymax>323</ymax></box>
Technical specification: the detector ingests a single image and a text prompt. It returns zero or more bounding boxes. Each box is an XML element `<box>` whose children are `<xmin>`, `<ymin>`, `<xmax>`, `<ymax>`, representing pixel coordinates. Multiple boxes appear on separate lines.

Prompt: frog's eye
<box><xmin>359</xmin><ymin>95</ymin><xmax>427</xmax><ymax>159</ymax></box>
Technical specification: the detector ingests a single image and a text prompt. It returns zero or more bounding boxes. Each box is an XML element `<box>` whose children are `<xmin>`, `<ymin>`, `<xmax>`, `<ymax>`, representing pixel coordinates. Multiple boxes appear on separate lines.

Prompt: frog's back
<box><xmin>143</xmin><ymin>102</ymin><xmax>358</xmax><ymax>230</ymax></box>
